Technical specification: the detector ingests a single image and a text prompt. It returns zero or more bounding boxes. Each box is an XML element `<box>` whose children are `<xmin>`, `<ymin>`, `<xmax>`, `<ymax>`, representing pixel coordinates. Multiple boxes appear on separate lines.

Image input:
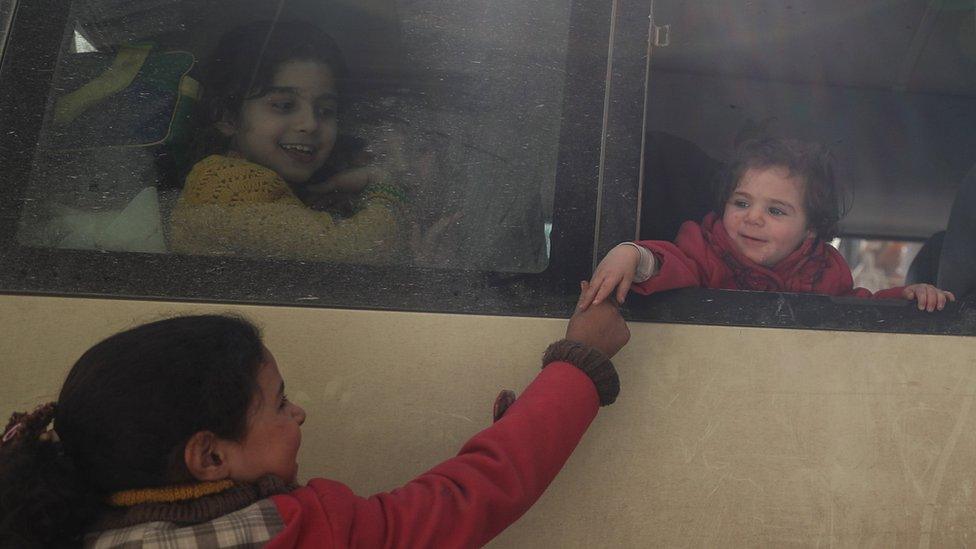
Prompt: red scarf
<box><xmin>694</xmin><ymin>212</ymin><xmax>855</xmax><ymax>295</ymax></box>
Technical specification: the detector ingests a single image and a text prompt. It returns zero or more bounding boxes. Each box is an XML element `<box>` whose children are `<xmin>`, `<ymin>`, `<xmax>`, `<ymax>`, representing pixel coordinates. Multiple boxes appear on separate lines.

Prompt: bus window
<box><xmin>0</xmin><ymin>1</ymin><xmax>14</xmax><ymax>59</ymax></box>
<box><xmin>0</xmin><ymin>0</ymin><xmax>645</xmax><ymax>315</ymax></box>
<box><xmin>11</xmin><ymin>0</ymin><xmax>571</xmax><ymax>273</ymax></box>
<box><xmin>644</xmin><ymin>1</ymin><xmax>976</xmax><ymax>246</ymax></box>
<box><xmin>621</xmin><ymin>1</ymin><xmax>976</xmax><ymax>334</ymax></box>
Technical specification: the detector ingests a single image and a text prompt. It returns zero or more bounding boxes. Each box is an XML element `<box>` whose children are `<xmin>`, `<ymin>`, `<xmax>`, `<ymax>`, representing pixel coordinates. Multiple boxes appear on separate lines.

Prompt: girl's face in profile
<box><xmin>221</xmin><ymin>348</ymin><xmax>306</xmax><ymax>483</ymax></box>
<box><xmin>222</xmin><ymin>59</ymin><xmax>338</xmax><ymax>184</ymax></box>
<box><xmin>722</xmin><ymin>166</ymin><xmax>813</xmax><ymax>267</ymax></box>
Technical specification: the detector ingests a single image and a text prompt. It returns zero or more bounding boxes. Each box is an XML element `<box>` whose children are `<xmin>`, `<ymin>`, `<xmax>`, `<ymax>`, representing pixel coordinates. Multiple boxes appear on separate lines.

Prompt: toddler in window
<box><xmin>170</xmin><ymin>21</ymin><xmax>403</xmax><ymax>262</ymax></box>
<box><xmin>581</xmin><ymin>137</ymin><xmax>955</xmax><ymax>311</ymax></box>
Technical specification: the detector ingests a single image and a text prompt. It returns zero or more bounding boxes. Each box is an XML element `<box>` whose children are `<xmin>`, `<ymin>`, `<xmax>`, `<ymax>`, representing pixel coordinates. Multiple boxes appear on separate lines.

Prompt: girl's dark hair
<box><xmin>716</xmin><ymin>137</ymin><xmax>846</xmax><ymax>240</ymax></box>
<box><xmin>0</xmin><ymin>315</ymin><xmax>264</xmax><ymax>547</ymax></box>
<box><xmin>184</xmin><ymin>20</ymin><xmax>349</xmax><ymax>179</ymax></box>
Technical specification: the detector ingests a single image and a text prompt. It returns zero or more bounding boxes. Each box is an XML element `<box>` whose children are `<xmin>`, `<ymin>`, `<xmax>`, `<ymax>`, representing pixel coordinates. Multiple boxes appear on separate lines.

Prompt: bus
<box><xmin>2</xmin><ymin>0</ymin><xmax>976</xmax><ymax>545</ymax></box>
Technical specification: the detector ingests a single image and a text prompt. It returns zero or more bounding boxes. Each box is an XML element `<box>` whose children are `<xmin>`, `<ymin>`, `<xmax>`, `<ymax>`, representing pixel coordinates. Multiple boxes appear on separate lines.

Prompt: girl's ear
<box><xmin>184</xmin><ymin>431</ymin><xmax>233</xmax><ymax>482</ymax></box>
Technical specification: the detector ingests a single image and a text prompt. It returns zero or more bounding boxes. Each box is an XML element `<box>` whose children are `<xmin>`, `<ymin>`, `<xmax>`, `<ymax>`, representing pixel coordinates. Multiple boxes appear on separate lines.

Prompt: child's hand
<box><xmin>306</xmin><ymin>167</ymin><xmax>385</xmax><ymax>196</ymax></box>
<box><xmin>304</xmin><ymin>167</ymin><xmax>390</xmax><ymax>212</ymax></box>
<box><xmin>902</xmin><ymin>283</ymin><xmax>955</xmax><ymax>312</ymax></box>
<box><xmin>568</xmin><ymin>281</ymin><xmax>631</xmax><ymax>358</ymax></box>
<box><xmin>578</xmin><ymin>244</ymin><xmax>641</xmax><ymax>311</ymax></box>
<box><xmin>410</xmin><ymin>212</ymin><xmax>463</xmax><ymax>265</ymax></box>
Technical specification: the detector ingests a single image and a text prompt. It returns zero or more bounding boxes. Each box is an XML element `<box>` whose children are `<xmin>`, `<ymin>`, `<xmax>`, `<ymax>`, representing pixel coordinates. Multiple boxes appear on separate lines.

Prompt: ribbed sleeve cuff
<box><xmin>617</xmin><ymin>242</ymin><xmax>658</xmax><ymax>282</ymax></box>
<box><xmin>542</xmin><ymin>339</ymin><xmax>620</xmax><ymax>406</ymax></box>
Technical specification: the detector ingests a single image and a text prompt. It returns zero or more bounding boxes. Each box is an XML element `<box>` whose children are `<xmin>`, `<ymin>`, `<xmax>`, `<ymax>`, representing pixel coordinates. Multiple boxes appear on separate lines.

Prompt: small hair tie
<box><xmin>1</xmin><ymin>402</ymin><xmax>57</xmax><ymax>448</ymax></box>
<box><xmin>1</xmin><ymin>422</ymin><xmax>24</xmax><ymax>445</ymax></box>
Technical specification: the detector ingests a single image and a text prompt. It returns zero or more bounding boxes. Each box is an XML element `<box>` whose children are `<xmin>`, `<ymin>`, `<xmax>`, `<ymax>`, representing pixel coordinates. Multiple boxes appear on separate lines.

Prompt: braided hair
<box><xmin>0</xmin><ymin>403</ymin><xmax>93</xmax><ymax>548</ymax></box>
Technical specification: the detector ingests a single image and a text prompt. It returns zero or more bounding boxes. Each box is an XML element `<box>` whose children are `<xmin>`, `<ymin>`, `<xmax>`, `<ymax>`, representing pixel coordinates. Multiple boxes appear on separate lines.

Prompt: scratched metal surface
<box><xmin>499</xmin><ymin>319</ymin><xmax>976</xmax><ymax>547</ymax></box>
<box><xmin>3</xmin><ymin>294</ymin><xmax>975</xmax><ymax>546</ymax></box>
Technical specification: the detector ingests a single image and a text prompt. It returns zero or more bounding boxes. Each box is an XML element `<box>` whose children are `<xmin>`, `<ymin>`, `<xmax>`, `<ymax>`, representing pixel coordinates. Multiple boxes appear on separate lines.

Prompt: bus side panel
<box><xmin>2</xmin><ymin>295</ymin><xmax>974</xmax><ymax>546</ymax></box>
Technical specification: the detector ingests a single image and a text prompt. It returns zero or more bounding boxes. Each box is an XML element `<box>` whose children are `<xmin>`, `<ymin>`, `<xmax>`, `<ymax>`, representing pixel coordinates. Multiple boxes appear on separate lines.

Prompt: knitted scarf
<box><xmin>695</xmin><ymin>212</ymin><xmax>854</xmax><ymax>295</ymax></box>
<box><xmin>91</xmin><ymin>475</ymin><xmax>295</xmax><ymax>531</ymax></box>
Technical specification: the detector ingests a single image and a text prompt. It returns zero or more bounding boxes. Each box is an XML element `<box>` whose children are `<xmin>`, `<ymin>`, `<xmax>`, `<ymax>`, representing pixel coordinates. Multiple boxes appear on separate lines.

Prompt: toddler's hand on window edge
<box><xmin>578</xmin><ymin>244</ymin><xmax>641</xmax><ymax>311</ymax></box>
<box><xmin>902</xmin><ymin>283</ymin><xmax>955</xmax><ymax>312</ymax></box>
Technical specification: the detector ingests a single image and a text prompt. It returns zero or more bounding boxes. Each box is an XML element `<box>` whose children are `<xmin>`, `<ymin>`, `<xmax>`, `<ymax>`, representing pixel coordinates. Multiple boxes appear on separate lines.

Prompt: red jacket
<box><xmin>266</xmin><ymin>361</ymin><xmax>599</xmax><ymax>548</ymax></box>
<box><xmin>84</xmin><ymin>361</ymin><xmax>602</xmax><ymax>548</ymax></box>
<box><xmin>633</xmin><ymin>213</ymin><xmax>905</xmax><ymax>299</ymax></box>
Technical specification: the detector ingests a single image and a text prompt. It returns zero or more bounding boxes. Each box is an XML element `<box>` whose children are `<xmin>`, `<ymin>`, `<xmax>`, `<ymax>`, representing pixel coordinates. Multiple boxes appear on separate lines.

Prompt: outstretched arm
<box><xmin>271</xmin><ymin>295</ymin><xmax>630</xmax><ymax>548</ymax></box>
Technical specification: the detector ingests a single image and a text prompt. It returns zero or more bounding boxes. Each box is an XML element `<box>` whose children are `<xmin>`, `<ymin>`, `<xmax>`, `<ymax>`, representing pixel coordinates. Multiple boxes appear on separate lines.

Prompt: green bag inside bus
<box><xmin>45</xmin><ymin>44</ymin><xmax>198</xmax><ymax>164</ymax></box>
<box><xmin>22</xmin><ymin>44</ymin><xmax>199</xmax><ymax>254</ymax></box>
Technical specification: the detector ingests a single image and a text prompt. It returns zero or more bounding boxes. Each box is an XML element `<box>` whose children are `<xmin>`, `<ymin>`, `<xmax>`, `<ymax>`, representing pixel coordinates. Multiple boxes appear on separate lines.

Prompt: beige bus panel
<box><xmin>2</xmin><ymin>294</ymin><xmax>975</xmax><ymax>546</ymax></box>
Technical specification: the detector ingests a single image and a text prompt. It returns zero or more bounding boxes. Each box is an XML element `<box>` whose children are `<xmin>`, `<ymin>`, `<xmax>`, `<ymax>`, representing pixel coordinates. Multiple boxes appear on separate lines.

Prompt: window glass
<box><xmin>14</xmin><ymin>0</ymin><xmax>571</xmax><ymax>273</ymax></box>
<box><xmin>0</xmin><ymin>1</ymin><xmax>15</xmax><ymax>60</ymax></box>
<box><xmin>834</xmin><ymin>238</ymin><xmax>923</xmax><ymax>293</ymax></box>
<box><xmin>642</xmin><ymin>1</ymin><xmax>976</xmax><ymax>296</ymax></box>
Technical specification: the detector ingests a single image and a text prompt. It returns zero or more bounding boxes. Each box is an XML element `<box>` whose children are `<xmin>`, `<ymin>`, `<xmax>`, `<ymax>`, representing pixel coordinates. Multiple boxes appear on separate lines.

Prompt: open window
<box><xmin>624</xmin><ymin>0</ymin><xmax>976</xmax><ymax>335</ymax></box>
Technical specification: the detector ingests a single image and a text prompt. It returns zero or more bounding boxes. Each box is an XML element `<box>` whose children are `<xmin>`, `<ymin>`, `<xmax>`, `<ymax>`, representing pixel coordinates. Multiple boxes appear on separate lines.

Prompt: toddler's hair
<box><xmin>716</xmin><ymin>137</ymin><xmax>845</xmax><ymax>240</ymax></box>
<box><xmin>0</xmin><ymin>315</ymin><xmax>264</xmax><ymax>547</ymax></box>
<box><xmin>187</xmin><ymin>20</ymin><xmax>348</xmax><ymax>171</ymax></box>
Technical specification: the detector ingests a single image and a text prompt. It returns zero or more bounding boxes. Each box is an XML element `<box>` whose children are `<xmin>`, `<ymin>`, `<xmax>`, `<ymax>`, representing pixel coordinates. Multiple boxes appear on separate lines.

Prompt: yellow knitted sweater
<box><xmin>170</xmin><ymin>155</ymin><xmax>400</xmax><ymax>262</ymax></box>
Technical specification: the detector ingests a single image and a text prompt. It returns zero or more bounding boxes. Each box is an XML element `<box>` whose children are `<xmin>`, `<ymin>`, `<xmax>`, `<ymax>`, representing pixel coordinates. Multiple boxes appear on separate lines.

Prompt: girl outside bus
<box><xmin>0</xmin><ymin>284</ymin><xmax>628</xmax><ymax>547</ymax></box>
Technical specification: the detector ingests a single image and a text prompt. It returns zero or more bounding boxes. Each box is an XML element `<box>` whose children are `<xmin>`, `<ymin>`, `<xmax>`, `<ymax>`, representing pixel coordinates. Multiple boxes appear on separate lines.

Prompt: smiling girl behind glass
<box><xmin>170</xmin><ymin>20</ymin><xmax>403</xmax><ymax>262</ymax></box>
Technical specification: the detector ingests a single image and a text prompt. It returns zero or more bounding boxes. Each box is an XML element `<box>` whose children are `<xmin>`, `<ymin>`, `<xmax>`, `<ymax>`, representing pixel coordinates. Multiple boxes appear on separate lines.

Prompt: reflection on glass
<box><xmin>834</xmin><ymin>238</ymin><xmax>923</xmax><ymax>293</ymax></box>
<box><xmin>16</xmin><ymin>0</ymin><xmax>571</xmax><ymax>273</ymax></box>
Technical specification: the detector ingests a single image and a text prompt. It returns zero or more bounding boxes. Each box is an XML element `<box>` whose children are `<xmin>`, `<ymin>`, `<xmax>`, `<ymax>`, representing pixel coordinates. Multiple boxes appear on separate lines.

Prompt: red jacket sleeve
<box><xmin>840</xmin><ymin>286</ymin><xmax>906</xmax><ymax>299</ymax></box>
<box><xmin>267</xmin><ymin>361</ymin><xmax>601</xmax><ymax>549</ymax></box>
<box><xmin>630</xmin><ymin>239</ymin><xmax>706</xmax><ymax>295</ymax></box>
<box><xmin>870</xmin><ymin>286</ymin><xmax>907</xmax><ymax>299</ymax></box>
<box><xmin>631</xmin><ymin>220</ymin><xmax>740</xmax><ymax>295</ymax></box>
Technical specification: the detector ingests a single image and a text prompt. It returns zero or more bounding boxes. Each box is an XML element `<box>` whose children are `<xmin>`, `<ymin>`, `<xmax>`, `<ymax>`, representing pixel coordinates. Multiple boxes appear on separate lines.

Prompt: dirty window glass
<box><xmin>15</xmin><ymin>0</ymin><xmax>570</xmax><ymax>273</ymax></box>
<box><xmin>0</xmin><ymin>2</ymin><xmax>14</xmax><ymax>61</ymax></box>
<box><xmin>641</xmin><ymin>1</ymin><xmax>976</xmax><ymax>298</ymax></box>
